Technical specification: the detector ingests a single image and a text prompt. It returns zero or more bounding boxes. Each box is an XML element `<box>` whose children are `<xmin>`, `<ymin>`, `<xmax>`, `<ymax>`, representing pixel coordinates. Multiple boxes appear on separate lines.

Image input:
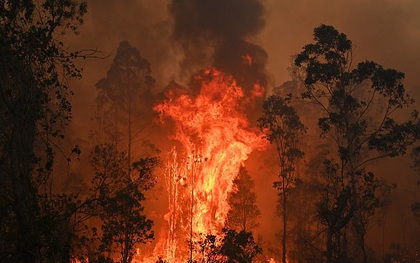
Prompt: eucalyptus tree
<box><xmin>258</xmin><ymin>95</ymin><xmax>305</xmax><ymax>263</ymax></box>
<box><xmin>294</xmin><ymin>24</ymin><xmax>419</xmax><ymax>262</ymax></box>
<box><xmin>94</xmin><ymin>41</ymin><xmax>155</xmax><ymax>167</ymax></box>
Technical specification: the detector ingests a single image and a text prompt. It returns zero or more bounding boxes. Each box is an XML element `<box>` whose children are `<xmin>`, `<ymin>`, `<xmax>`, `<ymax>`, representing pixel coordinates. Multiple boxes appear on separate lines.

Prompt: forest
<box><xmin>1</xmin><ymin>0</ymin><xmax>419</xmax><ymax>263</ymax></box>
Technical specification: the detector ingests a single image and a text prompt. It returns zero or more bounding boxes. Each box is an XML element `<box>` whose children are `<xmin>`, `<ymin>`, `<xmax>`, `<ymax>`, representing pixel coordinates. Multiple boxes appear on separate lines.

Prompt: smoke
<box><xmin>169</xmin><ymin>0</ymin><xmax>268</xmax><ymax>91</ymax></box>
<box><xmin>260</xmin><ymin>0</ymin><xmax>420</xmax><ymax>98</ymax></box>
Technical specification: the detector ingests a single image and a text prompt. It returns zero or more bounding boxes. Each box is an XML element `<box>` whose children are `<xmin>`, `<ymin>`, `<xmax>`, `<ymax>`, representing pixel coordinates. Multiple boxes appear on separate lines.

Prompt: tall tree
<box><xmin>0</xmin><ymin>1</ymin><xmax>88</xmax><ymax>261</ymax></box>
<box><xmin>87</xmin><ymin>41</ymin><xmax>157</xmax><ymax>263</ymax></box>
<box><xmin>225</xmin><ymin>165</ymin><xmax>260</xmax><ymax>232</ymax></box>
<box><xmin>294</xmin><ymin>24</ymin><xmax>419</xmax><ymax>263</ymax></box>
<box><xmin>257</xmin><ymin>95</ymin><xmax>305</xmax><ymax>263</ymax></box>
<box><xmin>94</xmin><ymin>41</ymin><xmax>155</xmax><ymax>167</ymax></box>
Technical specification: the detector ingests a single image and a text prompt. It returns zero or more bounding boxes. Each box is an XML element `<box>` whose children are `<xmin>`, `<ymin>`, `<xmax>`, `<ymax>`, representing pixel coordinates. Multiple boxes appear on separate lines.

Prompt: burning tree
<box><xmin>162</xmin><ymin>149</ymin><xmax>185</xmax><ymax>260</ymax></box>
<box><xmin>154</xmin><ymin>68</ymin><xmax>266</xmax><ymax>262</ymax></box>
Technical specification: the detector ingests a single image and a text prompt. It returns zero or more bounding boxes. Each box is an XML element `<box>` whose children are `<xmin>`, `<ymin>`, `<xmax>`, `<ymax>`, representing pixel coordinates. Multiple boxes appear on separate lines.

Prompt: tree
<box><xmin>409</xmin><ymin>139</ymin><xmax>420</xmax><ymax>218</ymax></box>
<box><xmin>193</xmin><ymin>229</ymin><xmax>261</xmax><ymax>263</ymax></box>
<box><xmin>257</xmin><ymin>94</ymin><xmax>305</xmax><ymax>263</ymax></box>
<box><xmin>196</xmin><ymin>233</ymin><xmax>224</xmax><ymax>263</ymax></box>
<box><xmin>94</xmin><ymin>41</ymin><xmax>155</xmax><ymax>166</ymax></box>
<box><xmin>87</xmin><ymin>41</ymin><xmax>158</xmax><ymax>263</ymax></box>
<box><xmin>88</xmin><ymin>144</ymin><xmax>157</xmax><ymax>263</ymax></box>
<box><xmin>0</xmin><ymin>1</ymin><xmax>88</xmax><ymax>261</ymax></box>
<box><xmin>225</xmin><ymin>165</ymin><xmax>260</xmax><ymax>232</ymax></box>
<box><xmin>220</xmin><ymin>229</ymin><xmax>262</xmax><ymax>263</ymax></box>
<box><xmin>294</xmin><ymin>24</ymin><xmax>419</xmax><ymax>263</ymax></box>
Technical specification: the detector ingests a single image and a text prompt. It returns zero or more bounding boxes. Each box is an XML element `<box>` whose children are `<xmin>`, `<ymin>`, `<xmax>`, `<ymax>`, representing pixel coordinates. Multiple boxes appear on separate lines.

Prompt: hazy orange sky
<box><xmin>71</xmin><ymin>1</ymin><xmax>420</xmax><ymax>89</ymax></box>
<box><xmin>69</xmin><ymin>0</ymin><xmax>420</xmax><ymax>129</ymax></box>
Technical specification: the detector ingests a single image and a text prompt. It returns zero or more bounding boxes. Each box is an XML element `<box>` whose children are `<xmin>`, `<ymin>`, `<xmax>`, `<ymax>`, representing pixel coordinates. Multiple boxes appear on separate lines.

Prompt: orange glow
<box><xmin>242</xmin><ymin>54</ymin><xmax>253</xmax><ymax>66</ymax></box>
<box><xmin>152</xmin><ymin>68</ymin><xmax>267</xmax><ymax>261</ymax></box>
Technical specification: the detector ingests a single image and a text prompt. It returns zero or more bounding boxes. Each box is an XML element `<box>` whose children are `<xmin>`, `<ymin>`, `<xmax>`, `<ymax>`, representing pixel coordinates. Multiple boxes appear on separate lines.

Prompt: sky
<box><xmin>68</xmin><ymin>0</ymin><xmax>420</xmax><ymax>255</ymax></box>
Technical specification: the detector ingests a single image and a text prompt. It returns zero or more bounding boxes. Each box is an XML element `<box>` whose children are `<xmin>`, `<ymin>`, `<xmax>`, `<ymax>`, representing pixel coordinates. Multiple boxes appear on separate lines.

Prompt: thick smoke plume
<box><xmin>170</xmin><ymin>0</ymin><xmax>268</xmax><ymax>92</ymax></box>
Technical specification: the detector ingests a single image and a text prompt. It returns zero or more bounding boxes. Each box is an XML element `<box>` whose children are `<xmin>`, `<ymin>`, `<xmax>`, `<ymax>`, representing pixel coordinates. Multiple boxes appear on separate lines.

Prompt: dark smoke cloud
<box><xmin>171</xmin><ymin>0</ymin><xmax>264</xmax><ymax>39</ymax></box>
<box><xmin>170</xmin><ymin>0</ymin><xmax>268</xmax><ymax>91</ymax></box>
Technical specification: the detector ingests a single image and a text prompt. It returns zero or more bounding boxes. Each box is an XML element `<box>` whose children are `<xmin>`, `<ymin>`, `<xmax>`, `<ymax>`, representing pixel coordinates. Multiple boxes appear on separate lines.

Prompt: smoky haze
<box><xmin>66</xmin><ymin>0</ymin><xmax>420</xmax><ymax>260</ymax></box>
<box><xmin>170</xmin><ymin>0</ymin><xmax>268</xmax><ymax>91</ymax></box>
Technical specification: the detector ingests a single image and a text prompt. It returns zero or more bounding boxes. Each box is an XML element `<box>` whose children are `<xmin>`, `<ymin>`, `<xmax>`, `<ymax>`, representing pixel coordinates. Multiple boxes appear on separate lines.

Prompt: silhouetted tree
<box><xmin>258</xmin><ymin>94</ymin><xmax>305</xmax><ymax>263</ymax></box>
<box><xmin>410</xmin><ymin>140</ymin><xmax>420</xmax><ymax>218</ymax></box>
<box><xmin>220</xmin><ymin>229</ymin><xmax>262</xmax><ymax>263</ymax></box>
<box><xmin>193</xmin><ymin>229</ymin><xmax>261</xmax><ymax>263</ymax></box>
<box><xmin>196</xmin><ymin>233</ymin><xmax>224</xmax><ymax>263</ymax></box>
<box><xmin>225</xmin><ymin>165</ymin><xmax>260</xmax><ymax>232</ymax></box>
<box><xmin>88</xmin><ymin>144</ymin><xmax>157</xmax><ymax>263</ymax></box>
<box><xmin>294</xmin><ymin>24</ymin><xmax>419</xmax><ymax>263</ymax></box>
<box><xmin>93</xmin><ymin>41</ymin><xmax>155</xmax><ymax>166</ymax></box>
<box><xmin>0</xmin><ymin>1</ymin><xmax>88</xmax><ymax>261</ymax></box>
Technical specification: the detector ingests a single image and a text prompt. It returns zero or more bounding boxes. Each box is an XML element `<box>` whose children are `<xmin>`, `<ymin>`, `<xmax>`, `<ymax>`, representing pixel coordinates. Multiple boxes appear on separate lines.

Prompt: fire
<box><xmin>152</xmin><ymin>68</ymin><xmax>266</xmax><ymax>261</ymax></box>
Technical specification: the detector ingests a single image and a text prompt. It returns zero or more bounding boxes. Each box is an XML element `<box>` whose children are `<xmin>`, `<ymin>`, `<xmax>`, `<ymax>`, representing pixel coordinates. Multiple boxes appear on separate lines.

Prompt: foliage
<box><xmin>220</xmin><ymin>229</ymin><xmax>262</xmax><ymax>263</ymax></box>
<box><xmin>193</xmin><ymin>229</ymin><xmax>261</xmax><ymax>263</ymax></box>
<box><xmin>257</xmin><ymin>94</ymin><xmax>305</xmax><ymax>194</ymax></box>
<box><xmin>86</xmin><ymin>144</ymin><xmax>157</xmax><ymax>263</ymax></box>
<box><xmin>294</xmin><ymin>24</ymin><xmax>419</xmax><ymax>263</ymax></box>
<box><xmin>83</xmin><ymin>40</ymin><xmax>158</xmax><ymax>263</ymax></box>
<box><xmin>93</xmin><ymin>41</ymin><xmax>156</xmax><ymax>157</ymax></box>
<box><xmin>0</xmin><ymin>0</ymin><xmax>87</xmax><ymax>261</ymax></box>
<box><xmin>196</xmin><ymin>234</ymin><xmax>224</xmax><ymax>263</ymax></box>
<box><xmin>409</xmin><ymin>141</ymin><xmax>420</xmax><ymax>217</ymax></box>
<box><xmin>257</xmin><ymin>94</ymin><xmax>305</xmax><ymax>263</ymax></box>
<box><xmin>225</xmin><ymin>165</ymin><xmax>260</xmax><ymax>232</ymax></box>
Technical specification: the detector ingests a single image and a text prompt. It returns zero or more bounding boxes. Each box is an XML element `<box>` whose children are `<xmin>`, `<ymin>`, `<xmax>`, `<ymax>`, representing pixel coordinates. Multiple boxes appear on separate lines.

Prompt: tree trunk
<box><xmin>127</xmin><ymin>76</ymin><xmax>132</xmax><ymax>174</ymax></box>
<box><xmin>326</xmin><ymin>229</ymin><xmax>333</xmax><ymax>263</ymax></box>
<box><xmin>122</xmin><ymin>227</ymin><xmax>130</xmax><ymax>263</ymax></box>
<box><xmin>282</xmin><ymin>179</ymin><xmax>287</xmax><ymax>263</ymax></box>
<box><xmin>6</xmin><ymin>82</ymin><xmax>40</xmax><ymax>262</ymax></box>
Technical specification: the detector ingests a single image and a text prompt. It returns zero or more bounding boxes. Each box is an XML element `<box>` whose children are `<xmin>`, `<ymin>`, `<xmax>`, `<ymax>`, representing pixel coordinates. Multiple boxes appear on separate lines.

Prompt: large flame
<box><xmin>151</xmin><ymin>68</ymin><xmax>266</xmax><ymax>261</ymax></box>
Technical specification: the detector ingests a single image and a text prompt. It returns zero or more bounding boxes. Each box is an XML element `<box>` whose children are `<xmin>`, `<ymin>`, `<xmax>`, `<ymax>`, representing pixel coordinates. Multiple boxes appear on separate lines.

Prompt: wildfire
<box><xmin>152</xmin><ymin>68</ymin><xmax>267</xmax><ymax>261</ymax></box>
